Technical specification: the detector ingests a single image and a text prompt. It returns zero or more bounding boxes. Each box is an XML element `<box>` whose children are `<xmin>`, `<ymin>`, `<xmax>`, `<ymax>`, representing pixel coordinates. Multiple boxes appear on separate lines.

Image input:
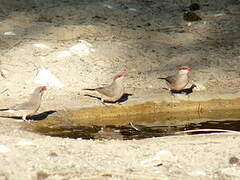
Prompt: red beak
<box><xmin>179</xmin><ymin>66</ymin><xmax>191</xmax><ymax>71</ymax></box>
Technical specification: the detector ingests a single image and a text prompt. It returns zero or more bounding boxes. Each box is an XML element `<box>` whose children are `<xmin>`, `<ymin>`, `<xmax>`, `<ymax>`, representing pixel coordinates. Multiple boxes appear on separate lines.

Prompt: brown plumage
<box><xmin>158</xmin><ymin>66</ymin><xmax>191</xmax><ymax>91</ymax></box>
<box><xmin>0</xmin><ymin>86</ymin><xmax>47</xmax><ymax>121</ymax></box>
<box><xmin>183</xmin><ymin>11</ymin><xmax>202</xmax><ymax>21</ymax></box>
<box><xmin>83</xmin><ymin>72</ymin><xmax>128</xmax><ymax>103</ymax></box>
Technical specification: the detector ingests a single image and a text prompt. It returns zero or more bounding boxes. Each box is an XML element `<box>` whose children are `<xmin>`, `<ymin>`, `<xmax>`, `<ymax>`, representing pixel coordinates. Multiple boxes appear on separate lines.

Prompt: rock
<box><xmin>57</xmin><ymin>51</ymin><xmax>71</xmax><ymax>58</ymax></box>
<box><xmin>69</xmin><ymin>40</ymin><xmax>95</xmax><ymax>57</ymax></box>
<box><xmin>0</xmin><ymin>145</ymin><xmax>11</xmax><ymax>153</ymax></box>
<box><xmin>102</xmin><ymin>4</ymin><xmax>113</xmax><ymax>9</ymax></box>
<box><xmin>141</xmin><ymin>150</ymin><xmax>175</xmax><ymax>167</ymax></box>
<box><xmin>34</xmin><ymin>68</ymin><xmax>64</xmax><ymax>88</ymax></box>
<box><xmin>3</xmin><ymin>31</ymin><xmax>16</xmax><ymax>36</ymax></box>
<box><xmin>229</xmin><ymin>156</ymin><xmax>240</xmax><ymax>166</ymax></box>
<box><xmin>16</xmin><ymin>140</ymin><xmax>34</xmax><ymax>146</ymax></box>
<box><xmin>218</xmin><ymin>167</ymin><xmax>240</xmax><ymax>180</ymax></box>
<box><xmin>188</xmin><ymin>170</ymin><xmax>206</xmax><ymax>176</ymax></box>
<box><xmin>33</xmin><ymin>43</ymin><xmax>50</xmax><ymax>49</ymax></box>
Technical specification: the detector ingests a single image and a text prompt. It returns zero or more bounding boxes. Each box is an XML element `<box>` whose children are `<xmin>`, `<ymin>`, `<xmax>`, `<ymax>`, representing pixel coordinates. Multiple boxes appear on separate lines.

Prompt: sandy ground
<box><xmin>1</xmin><ymin>123</ymin><xmax>240</xmax><ymax>180</ymax></box>
<box><xmin>0</xmin><ymin>0</ymin><xmax>240</xmax><ymax>179</ymax></box>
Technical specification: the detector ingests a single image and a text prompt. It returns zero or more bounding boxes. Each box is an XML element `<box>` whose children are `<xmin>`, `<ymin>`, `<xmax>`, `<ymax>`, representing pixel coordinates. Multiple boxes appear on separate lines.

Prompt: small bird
<box><xmin>83</xmin><ymin>72</ymin><xmax>128</xmax><ymax>103</ymax></box>
<box><xmin>0</xmin><ymin>86</ymin><xmax>47</xmax><ymax>121</ymax></box>
<box><xmin>158</xmin><ymin>66</ymin><xmax>192</xmax><ymax>92</ymax></box>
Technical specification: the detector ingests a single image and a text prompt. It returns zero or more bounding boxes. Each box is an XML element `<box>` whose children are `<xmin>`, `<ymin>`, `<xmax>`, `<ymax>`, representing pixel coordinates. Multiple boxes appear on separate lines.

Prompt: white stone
<box><xmin>102</xmin><ymin>4</ymin><xmax>113</xmax><ymax>9</ymax></box>
<box><xmin>4</xmin><ymin>31</ymin><xmax>16</xmax><ymax>36</ymax></box>
<box><xmin>16</xmin><ymin>140</ymin><xmax>34</xmax><ymax>146</ymax></box>
<box><xmin>39</xmin><ymin>56</ymin><xmax>47</xmax><ymax>61</ymax></box>
<box><xmin>188</xmin><ymin>170</ymin><xmax>206</xmax><ymax>176</ymax></box>
<box><xmin>219</xmin><ymin>167</ymin><xmax>240</xmax><ymax>179</ymax></box>
<box><xmin>57</xmin><ymin>51</ymin><xmax>71</xmax><ymax>58</ymax></box>
<box><xmin>33</xmin><ymin>43</ymin><xmax>50</xmax><ymax>49</ymax></box>
<box><xmin>0</xmin><ymin>145</ymin><xmax>11</xmax><ymax>153</ymax></box>
<box><xmin>34</xmin><ymin>68</ymin><xmax>64</xmax><ymax>88</ymax></box>
<box><xmin>129</xmin><ymin>8</ymin><xmax>137</xmax><ymax>11</ymax></box>
<box><xmin>214</xmin><ymin>13</ymin><xmax>225</xmax><ymax>17</ymax></box>
<box><xmin>155</xmin><ymin>150</ymin><xmax>175</xmax><ymax>161</ymax></box>
<box><xmin>141</xmin><ymin>150</ymin><xmax>175</xmax><ymax>167</ymax></box>
<box><xmin>69</xmin><ymin>40</ymin><xmax>95</xmax><ymax>57</ymax></box>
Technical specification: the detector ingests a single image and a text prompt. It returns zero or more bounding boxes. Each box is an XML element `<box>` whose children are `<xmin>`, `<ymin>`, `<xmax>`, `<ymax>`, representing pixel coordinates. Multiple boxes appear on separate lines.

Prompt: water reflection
<box><xmin>33</xmin><ymin>119</ymin><xmax>240</xmax><ymax>140</ymax></box>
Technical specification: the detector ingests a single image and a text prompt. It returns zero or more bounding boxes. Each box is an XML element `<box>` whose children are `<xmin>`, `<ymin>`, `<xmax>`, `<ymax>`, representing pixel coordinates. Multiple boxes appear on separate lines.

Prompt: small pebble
<box><xmin>229</xmin><ymin>156</ymin><xmax>239</xmax><ymax>165</ymax></box>
<box><xmin>0</xmin><ymin>145</ymin><xmax>11</xmax><ymax>153</ymax></box>
<box><xmin>128</xmin><ymin>8</ymin><xmax>137</xmax><ymax>12</ymax></box>
<box><xmin>4</xmin><ymin>31</ymin><xmax>16</xmax><ymax>36</ymax></box>
<box><xmin>33</xmin><ymin>43</ymin><xmax>50</xmax><ymax>49</ymax></box>
<box><xmin>16</xmin><ymin>140</ymin><xmax>34</xmax><ymax>146</ymax></box>
<box><xmin>57</xmin><ymin>51</ymin><xmax>71</xmax><ymax>58</ymax></box>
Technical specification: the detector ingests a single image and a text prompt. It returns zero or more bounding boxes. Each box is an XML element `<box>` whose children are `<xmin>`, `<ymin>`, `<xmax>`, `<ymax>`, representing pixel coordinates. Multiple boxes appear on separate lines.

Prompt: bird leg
<box><xmin>22</xmin><ymin>115</ymin><xmax>28</xmax><ymax>121</ymax></box>
<box><xmin>22</xmin><ymin>114</ymin><xmax>32</xmax><ymax>122</ymax></box>
<box><xmin>170</xmin><ymin>90</ymin><xmax>176</xmax><ymax>98</ymax></box>
<box><xmin>116</xmin><ymin>101</ymin><xmax>122</xmax><ymax>105</ymax></box>
<box><xmin>101</xmin><ymin>98</ymin><xmax>107</xmax><ymax>106</ymax></box>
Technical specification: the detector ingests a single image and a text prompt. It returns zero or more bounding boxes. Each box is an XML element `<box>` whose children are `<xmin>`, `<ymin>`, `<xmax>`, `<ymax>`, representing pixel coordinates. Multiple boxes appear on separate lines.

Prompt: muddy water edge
<box><xmin>23</xmin><ymin>97</ymin><xmax>240</xmax><ymax>139</ymax></box>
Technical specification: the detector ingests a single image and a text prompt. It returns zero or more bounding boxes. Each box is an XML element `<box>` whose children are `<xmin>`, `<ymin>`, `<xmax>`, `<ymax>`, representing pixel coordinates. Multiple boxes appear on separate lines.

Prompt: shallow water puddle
<box><xmin>25</xmin><ymin>119</ymin><xmax>240</xmax><ymax>140</ymax></box>
<box><xmin>24</xmin><ymin>99</ymin><xmax>240</xmax><ymax>139</ymax></box>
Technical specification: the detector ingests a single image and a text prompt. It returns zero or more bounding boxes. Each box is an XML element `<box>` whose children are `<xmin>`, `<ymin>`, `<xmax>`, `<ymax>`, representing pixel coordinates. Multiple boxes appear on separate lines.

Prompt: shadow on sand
<box><xmin>0</xmin><ymin>110</ymin><xmax>57</xmax><ymax>121</ymax></box>
<box><xmin>84</xmin><ymin>93</ymin><xmax>134</xmax><ymax>104</ymax></box>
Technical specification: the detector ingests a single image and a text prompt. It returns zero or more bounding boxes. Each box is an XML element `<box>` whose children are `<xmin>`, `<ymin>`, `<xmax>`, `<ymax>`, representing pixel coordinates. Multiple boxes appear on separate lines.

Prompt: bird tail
<box><xmin>82</xmin><ymin>88</ymin><xmax>96</xmax><ymax>91</ymax></box>
<box><xmin>158</xmin><ymin>77</ymin><xmax>166</xmax><ymax>80</ymax></box>
<box><xmin>0</xmin><ymin>109</ymin><xmax>15</xmax><ymax>113</ymax></box>
<box><xmin>0</xmin><ymin>108</ymin><xmax>9</xmax><ymax>111</ymax></box>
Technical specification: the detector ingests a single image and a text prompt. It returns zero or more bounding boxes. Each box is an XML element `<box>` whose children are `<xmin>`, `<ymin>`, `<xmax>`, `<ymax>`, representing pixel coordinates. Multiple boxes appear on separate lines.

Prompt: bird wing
<box><xmin>95</xmin><ymin>85</ymin><xmax>115</xmax><ymax>97</ymax></box>
<box><xmin>165</xmin><ymin>75</ymin><xmax>177</xmax><ymax>84</ymax></box>
<box><xmin>9</xmin><ymin>102</ymin><xmax>34</xmax><ymax>111</ymax></box>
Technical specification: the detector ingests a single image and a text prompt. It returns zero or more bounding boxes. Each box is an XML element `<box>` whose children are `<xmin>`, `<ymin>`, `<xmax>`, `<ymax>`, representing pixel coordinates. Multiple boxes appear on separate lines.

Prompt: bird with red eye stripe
<box><xmin>83</xmin><ymin>72</ymin><xmax>128</xmax><ymax>104</ymax></box>
<box><xmin>158</xmin><ymin>66</ymin><xmax>193</xmax><ymax>93</ymax></box>
<box><xmin>0</xmin><ymin>86</ymin><xmax>47</xmax><ymax>121</ymax></box>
